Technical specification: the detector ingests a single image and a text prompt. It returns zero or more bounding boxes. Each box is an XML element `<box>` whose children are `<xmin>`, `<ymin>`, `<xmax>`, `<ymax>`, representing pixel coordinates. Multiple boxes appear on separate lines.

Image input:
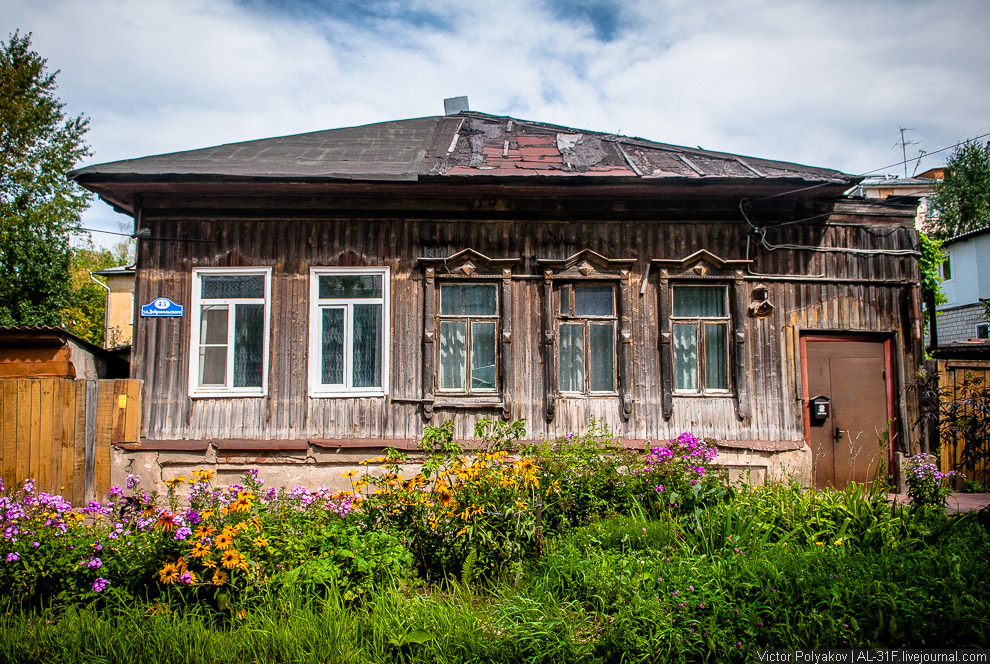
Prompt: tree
<box><xmin>62</xmin><ymin>238</ymin><xmax>134</xmax><ymax>346</ymax></box>
<box><xmin>927</xmin><ymin>139</ymin><xmax>990</xmax><ymax>240</ymax></box>
<box><xmin>0</xmin><ymin>31</ymin><xmax>91</xmax><ymax>327</ymax></box>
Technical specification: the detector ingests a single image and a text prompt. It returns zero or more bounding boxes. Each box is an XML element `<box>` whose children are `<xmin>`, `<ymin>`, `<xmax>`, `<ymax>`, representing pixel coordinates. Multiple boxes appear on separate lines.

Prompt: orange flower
<box><xmin>220</xmin><ymin>549</ymin><xmax>243</xmax><ymax>569</ymax></box>
<box><xmin>214</xmin><ymin>531</ymin><xmax>234</xmax><ymax>550</ymax></box>
<box><xmin>211</xmin><ymin>570</ymin><xmax>228</xmax><ymax>586</ymax></box>
<box><xmin>189</xmin><ymin>541</ymin><xmax>210</xmax><ymax>558</ymax></box>
<box><xmin>159</xmin><ymin>562</ymin><xmax>180</xmax><ymax>585</ymax></box>
<box><xmin>156</xmin><ymin>511</ymin><xmax>178</xmax><ymax>532</ymax></box>
<box><xmin>194</xmin><ymin>525</ymin><xmax>215</xmax><ymax>539</ymax></box>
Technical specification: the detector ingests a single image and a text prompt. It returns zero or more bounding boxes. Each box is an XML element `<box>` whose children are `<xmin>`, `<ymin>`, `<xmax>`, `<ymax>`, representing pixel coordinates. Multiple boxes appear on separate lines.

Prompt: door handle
<box><xmin>834</xmin><ymin>427</ymin><xmax>846</xmax><ymax>443</ymax></box>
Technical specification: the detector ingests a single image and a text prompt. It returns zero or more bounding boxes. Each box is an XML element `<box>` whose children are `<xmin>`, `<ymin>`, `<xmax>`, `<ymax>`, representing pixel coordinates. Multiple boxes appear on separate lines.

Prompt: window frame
<box><xmin>555</xmin><ymin>283</ymin><xmax>618</xmax><ymax>396</ymax></box>
<box><xmin>669</xmin><ymin>283</ymin><xmax>732</xmax><ymax>395</ymax></box>
<box><xmin>188</xmin><ymin>267</ymin><xmax>272</xmax><ymax>398</ymax></box>
<box><xmin>435</xmin><ymin>281</ymin><xmax>500</xmax><ymax>396</ymax></box>
<box><xmin>308</xmin><ymin>266</ymin><xmax>390</xmax><ymax>398</ymax></box>
<box><xmin>976</xmin><ymin>322</ymin><xmax>989</xmax><ymax>340</ymax></box>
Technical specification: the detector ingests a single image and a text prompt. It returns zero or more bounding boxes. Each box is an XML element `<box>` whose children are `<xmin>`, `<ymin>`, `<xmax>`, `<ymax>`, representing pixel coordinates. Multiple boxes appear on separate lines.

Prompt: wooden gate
<box><xmin>0</xmin><ymin>379</ymin><xmax>142</xmax><ymax>504</ymax></box>
<box><xmin>937</xmin><ymin>359</ymin><xmax>990</xmax><ymax>485</ymax></box>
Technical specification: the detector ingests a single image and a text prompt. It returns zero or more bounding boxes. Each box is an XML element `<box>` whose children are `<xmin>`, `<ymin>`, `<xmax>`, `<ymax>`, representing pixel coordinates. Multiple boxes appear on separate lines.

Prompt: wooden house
<box><xmin>70</xmin><ymin>111</ymin><xmax>924</xmax><ymax>489</ymax></box>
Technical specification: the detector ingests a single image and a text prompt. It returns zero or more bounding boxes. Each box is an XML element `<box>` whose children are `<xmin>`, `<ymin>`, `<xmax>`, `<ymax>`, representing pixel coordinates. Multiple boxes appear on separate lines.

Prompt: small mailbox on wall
<box><xmin>809</xmin><ymin>395</ymin><xmax>830</xmax><ymax>422</ymax></box>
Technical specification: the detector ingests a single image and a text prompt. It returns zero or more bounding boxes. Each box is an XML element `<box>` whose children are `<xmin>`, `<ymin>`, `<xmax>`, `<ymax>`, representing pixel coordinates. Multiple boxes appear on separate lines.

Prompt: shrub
<box><xmin>905</xmin><ymin>452</ymin><xmax>961</xmax><ymax>510</ymax></box>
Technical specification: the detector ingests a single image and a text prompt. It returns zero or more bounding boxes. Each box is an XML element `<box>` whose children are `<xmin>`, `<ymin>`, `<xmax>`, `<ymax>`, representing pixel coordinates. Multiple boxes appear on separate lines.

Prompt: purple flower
<box><xmin>178</xmin><ymin>572</ymin><xmax>194</xmax><ymax>584</ymax></box>
<box><xmin>125</xmin><ymin>474</ymin><xmax>142</xmax><ymax>490</ymax></box>
<box><xmin>92</xmin><ymin>578</ymin><xmax>109</xmax><ymax>593</ymax></box>
<box><xmin>174</xmin><ymin>526</ymin><xmax>192</xmax><ymax>541</ymax></box>
<box><xmin>6</xmin><ymin>552</ymin><xmax>19</xmax><ymax>562</ymax></box>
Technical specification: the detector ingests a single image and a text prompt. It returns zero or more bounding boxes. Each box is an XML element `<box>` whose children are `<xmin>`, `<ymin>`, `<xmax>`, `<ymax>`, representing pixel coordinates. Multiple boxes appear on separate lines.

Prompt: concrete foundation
<box><xmin>111</xmin><ymin>439</ymin><xmax>815</xmax><ymax>498</ymax></box>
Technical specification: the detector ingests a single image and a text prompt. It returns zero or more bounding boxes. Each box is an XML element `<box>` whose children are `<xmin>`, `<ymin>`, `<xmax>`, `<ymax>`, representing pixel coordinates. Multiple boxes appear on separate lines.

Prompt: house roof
<box><xmin>71</xmin><ymin>111</ymin><xmax>855</xmax><ymax>186</ymax></box>
<box><xmin>0</xmin><ymin>326</ymin><xmax>111</xmax><ymax>355</ymax></box>
<box><xmin>943</xmin><ymin>225</ymin><xmax>990</xmax><ymax>246</ymax></box>
<box><xmin>92</xmin><ymin>265</ymin><xmax>136</xmax><ymax>277</ymax></box>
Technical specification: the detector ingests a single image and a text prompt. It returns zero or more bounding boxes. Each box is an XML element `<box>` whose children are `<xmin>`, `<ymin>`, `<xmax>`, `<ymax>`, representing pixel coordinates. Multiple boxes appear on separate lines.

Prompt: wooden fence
<box><xmin>0</xmin><ymin>379</ymin><xmax>142</xmax><ymax>504</ymax></box>
<box><xmin>937</xmin><ymin>360</ymin><xmax>990</xmax><ymax>485</ymax></box>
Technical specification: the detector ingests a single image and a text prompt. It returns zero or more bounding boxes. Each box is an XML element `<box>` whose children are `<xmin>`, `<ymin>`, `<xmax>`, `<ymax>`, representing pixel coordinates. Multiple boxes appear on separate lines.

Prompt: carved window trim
<box><xmin>536</xmin><ymin>250</ymin><xmax>635</xmax><ymax>421</ymax></box>
<box><xmin>418</xmin><ymin>250</ymin><xmax>520</xmax><ymax>419</ymax></box>
<box><xmin>653</xmin><ymin>250</ymin><xmax>752</xmax><ymax>422</ymax></box>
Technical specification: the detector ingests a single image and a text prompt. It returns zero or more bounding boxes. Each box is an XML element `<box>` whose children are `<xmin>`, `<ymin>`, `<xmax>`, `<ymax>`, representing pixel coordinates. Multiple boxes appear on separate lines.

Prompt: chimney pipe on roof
<box><xmin>444</xmin><ymin>96</ymin><xmax>469</xmax><ymax>115</ymax></box>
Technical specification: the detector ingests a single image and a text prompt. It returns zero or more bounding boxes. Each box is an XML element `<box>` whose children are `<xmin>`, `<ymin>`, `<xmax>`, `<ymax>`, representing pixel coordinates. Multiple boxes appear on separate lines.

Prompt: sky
<box><xmin>3</xmin><ymin>0</ymin><xmax>990</xmax><ymax>247</ymax></box>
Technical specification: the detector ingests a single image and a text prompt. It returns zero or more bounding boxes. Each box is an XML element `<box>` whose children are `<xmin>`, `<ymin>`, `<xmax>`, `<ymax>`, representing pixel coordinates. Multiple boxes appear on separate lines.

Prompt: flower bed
<box><xmin>1</xmin><ymin>419</ymin><xmax>988</xmax><ymax>658</ymax></box>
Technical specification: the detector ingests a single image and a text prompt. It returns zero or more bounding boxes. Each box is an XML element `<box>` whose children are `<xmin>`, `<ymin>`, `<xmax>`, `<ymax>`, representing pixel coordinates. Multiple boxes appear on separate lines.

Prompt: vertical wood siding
<box><xmin>134</xmin><ymin>216</ymin><xmax>921</xmax><ymax>446</ymax></box>
<box><xmin>0</xmin><ymin>378</ymin><xmax>142</xmax><ymax>502</ymax></box>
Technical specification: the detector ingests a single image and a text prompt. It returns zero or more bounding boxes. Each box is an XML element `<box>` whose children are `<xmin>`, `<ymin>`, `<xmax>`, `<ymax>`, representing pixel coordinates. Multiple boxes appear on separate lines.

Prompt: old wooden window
<box><xmin>437</xmin><ymin>283</ymin><xmax>498</xmax><ymax>394</ymax></box>
<box><xmin>557</xmin><ymin>284</ymin><xmax>617</xmax><ymax>394</ymax></box>
<box><xmin>189</xmin><ymin>267</ymin><xmax>271</xmax><ymax>397</ymax></box>
<box><xmin>671</xmin><ymin>284</ymin><xmax>730</xmax><ymax>393</ymax></box>
<box><xmin>308</xmin><ymin>267</ymin><xmax>389</xmax><ymax>397</ymax></box>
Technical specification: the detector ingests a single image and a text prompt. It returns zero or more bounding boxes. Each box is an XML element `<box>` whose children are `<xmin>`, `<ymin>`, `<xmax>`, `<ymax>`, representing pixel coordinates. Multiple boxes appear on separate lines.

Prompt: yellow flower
<box><xmin>200</xmin><ymin>509</ymin><xmax>214</xmax><ymax>521</ymax></box>
<box><xmin>252</xmin><ymin>536</ymin><xmax>269</xmax><ymax>547</ymax></box>
<box><xmin>193</xmin><ymin>468</ymin><xmax>215</xmax><ymax>483</ymax></box>
<box><xmin>190</xmin><ymin>541</ymin><xmax>211</xmax><ymax>558</ymax></box>
<box><xmin>214</xmin><ymin>531</ymin><xmax>235</xmax><ymax>550</ymax></box>
<box><xmin>194</xmin><ymin>525</ymin><xmax>216</xmax><ymax>539</ymax></box>
<box><xmin>212</xmin><ymin>570</ymin><xmax>228</xmax><ymax>586</ymax></box>
<box><xmin>516</xmin><ymin>458</ymin><xmax>537</xmax><ymax>475</ymax></box>
<box><xmin>220</xmin><ymin>549</ymin><xmax>244</xmax><ymax>569</ymax></box>
<box><xmin>341</xmin><ymin>470</ymin><xmax>358</xmax><ymax>478</ymax></box>
<box><xmin>834</xmin><ymin>539</ymin><xmax>843</xmax><ymax>546</ymax></box>
<box><xmin>815</xmin><ymin>542</ymin><xmax>824</xmax><ymax>546</ymax></box>
<box><xmin>164</xmin><ymin>476</ymin><xmax>187</xmax><ymax>489</ymax></box>
<box><xmin>234</xmin><ymin>521</ymin><xmax>251</xmax><ymax>534</ymax></box>
<box><xmin>159</xmin><ymin>562</ymin><xmax>180</xmax><ymax>585</ymax></box>
<box><xmin>225</xmin><ymin>491</ymin><xmax>254</xmax><ymax>514</ymax></box>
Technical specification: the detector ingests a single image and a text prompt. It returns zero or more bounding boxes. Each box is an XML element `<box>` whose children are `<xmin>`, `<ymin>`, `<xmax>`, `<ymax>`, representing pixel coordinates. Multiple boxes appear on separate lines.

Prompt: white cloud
<box><xmin>3</xmin><ymin>0</ymin><xmax>989</xmax><ymax>245</ymax></box>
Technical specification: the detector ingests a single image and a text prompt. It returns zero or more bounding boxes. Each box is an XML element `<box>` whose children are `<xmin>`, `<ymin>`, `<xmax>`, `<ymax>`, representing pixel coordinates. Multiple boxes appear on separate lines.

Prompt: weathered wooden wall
<box><xmin>0</xmin><ymin>378</ymin><xmax>142</xmax><ymax>502</ymax></box>
<box><xmin>132</xmin><ymin>203</ymin><xmax>921</xmax><ymax>448</ymax></box>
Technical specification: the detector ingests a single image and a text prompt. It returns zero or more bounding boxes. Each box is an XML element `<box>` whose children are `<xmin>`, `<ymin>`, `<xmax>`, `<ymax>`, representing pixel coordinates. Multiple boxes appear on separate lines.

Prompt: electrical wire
<box><xmin>69</xmin><ymin>226</ymin><xmax>133</xmax><ymax>237</ymax></box>
<box><xmin>738</xmin><ymin>199</ymin><xmax>920</xmax><ymax>257</ymax></box>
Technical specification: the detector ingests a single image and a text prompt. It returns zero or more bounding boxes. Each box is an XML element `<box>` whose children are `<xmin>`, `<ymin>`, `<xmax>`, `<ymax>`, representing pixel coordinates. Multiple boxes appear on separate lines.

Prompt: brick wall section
<box><xmin>935</xmin><ymin>304</ymin><xmax>988</xmax><ymax>344</ymax></box>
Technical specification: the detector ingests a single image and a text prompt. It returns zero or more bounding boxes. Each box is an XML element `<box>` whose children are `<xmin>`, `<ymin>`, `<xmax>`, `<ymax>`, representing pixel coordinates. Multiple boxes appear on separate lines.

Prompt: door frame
<box><xmin>800</xmin><ymin>333</ymin><xmax>897</xmax><ymax>476</ymax></box>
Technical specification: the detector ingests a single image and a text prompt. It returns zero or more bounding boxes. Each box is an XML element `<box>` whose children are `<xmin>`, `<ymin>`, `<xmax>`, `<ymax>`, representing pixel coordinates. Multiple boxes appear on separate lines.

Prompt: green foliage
<box><xmin>0</xmin><ymin>31</ymin><xmax>91</xmax><ymax>327</ymax></box>
<box><xmin>918</xmin><ymin>232</ymin><xmax>947</xmax><ymax>335</ymax></box>
<box><xmin>62</xmin><ymin>238</ymin><xmax>133</xmax><ymax>346</ymax></box>
<box><xmin>928</xmin><ymin>139</ymin><xmax>990</xmax><ymax>240</ymax></box>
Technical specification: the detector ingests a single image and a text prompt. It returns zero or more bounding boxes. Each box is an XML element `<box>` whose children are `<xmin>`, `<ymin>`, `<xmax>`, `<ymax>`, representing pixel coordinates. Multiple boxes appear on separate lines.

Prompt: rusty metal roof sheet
<box><xmin>71</xmin><ymin>111</ymin><xmax>853</xmax><ymax>186</ymax></box>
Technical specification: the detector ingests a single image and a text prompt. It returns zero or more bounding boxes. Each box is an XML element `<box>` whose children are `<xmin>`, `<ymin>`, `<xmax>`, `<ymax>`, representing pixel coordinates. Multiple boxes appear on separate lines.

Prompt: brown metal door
<box><xmin>805</xmin><ymin>339</ymin><xmax>890</xmax><ymax>489</ymax></box>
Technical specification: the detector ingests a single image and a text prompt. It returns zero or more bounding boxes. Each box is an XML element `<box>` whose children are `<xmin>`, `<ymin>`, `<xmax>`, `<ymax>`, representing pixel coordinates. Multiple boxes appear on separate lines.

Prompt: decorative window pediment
<box><xmin>418</xmin><ymin>249</ymin><xmax>520</xmax><ymax>279</ymax></box>
<box><xmin>538</xmin><ymin>249</ymin><xmax>635</xmax><ymax>279</ymax></box>
<box><xmin>652</xmin><ymin>250</ymin><xmax>751</xmax><ymax>279</ymax></box>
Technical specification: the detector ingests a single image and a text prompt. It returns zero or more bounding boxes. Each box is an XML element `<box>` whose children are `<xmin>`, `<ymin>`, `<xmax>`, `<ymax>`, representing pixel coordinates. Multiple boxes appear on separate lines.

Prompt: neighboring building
<box><xmin>69</xmin><ymin>109</ymin><xmax>924</xmax><ymax>490</ymax></box>
<box><xmin>936</xmin><ymin>226</ymin><xmax>990</xmax><ymax>346</ymax></box>
<box><xmin>92</xmin><ymin>265</ymin><xmax>136</xmax><ymax>348</ymax></box>
<box><xmin>849</xmin><ymin>173</ymin><xmax>936</xmax><ymax>229</ymax></box>
<box><xmin>0</xmin><ymin>327</ymin><xmax>129</xmax><ymax>379</ymax></box>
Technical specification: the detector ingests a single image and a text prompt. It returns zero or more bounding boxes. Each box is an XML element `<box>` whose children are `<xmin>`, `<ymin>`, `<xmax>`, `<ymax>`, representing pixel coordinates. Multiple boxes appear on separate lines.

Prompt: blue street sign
<box><xmin>140</xmin><ymin>297</ymin><xmax>184</xmax><ymax>317</ymax></box>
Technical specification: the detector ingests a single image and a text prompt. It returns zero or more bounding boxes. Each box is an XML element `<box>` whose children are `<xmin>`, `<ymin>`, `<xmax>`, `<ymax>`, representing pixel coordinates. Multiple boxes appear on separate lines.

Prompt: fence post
<box><xmin>84</xmin><ymin>380</ymin><xmax>98</xmax><ymax>502</ymax></box>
